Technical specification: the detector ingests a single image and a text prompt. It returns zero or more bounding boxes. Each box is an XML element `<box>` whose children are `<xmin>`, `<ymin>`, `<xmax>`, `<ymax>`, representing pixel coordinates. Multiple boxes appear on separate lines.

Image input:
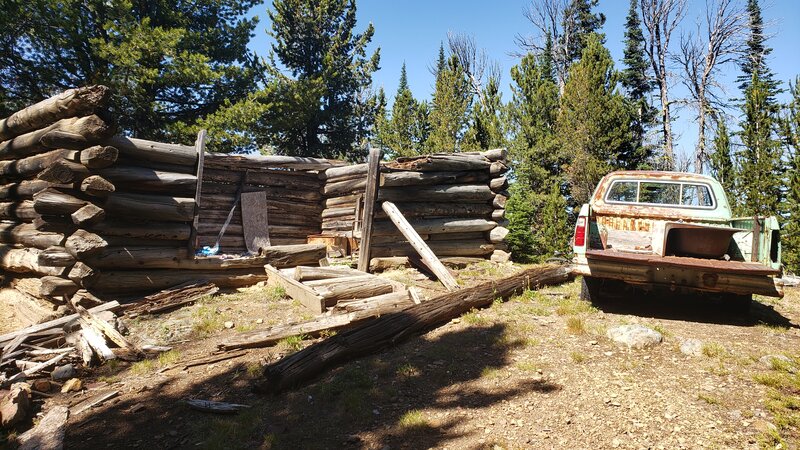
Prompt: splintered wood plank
<box><xmin>241</xmin><ymin>190</ymin><xmax>270</xmax><ymax>254</ymax></box>
<box><xmin>357</xmin><ymin>148</ymin><xmax>382</xmax><ymax>272</ymax></box>
<box><xmin>189</xmin><ymin>129</ymin><xmax>206</xmax><ymax>255</ymax></box>
<box><xmin>265</xmin><ymin>264</ymin><xmax>324</xmax><ymax>314</ymax></box>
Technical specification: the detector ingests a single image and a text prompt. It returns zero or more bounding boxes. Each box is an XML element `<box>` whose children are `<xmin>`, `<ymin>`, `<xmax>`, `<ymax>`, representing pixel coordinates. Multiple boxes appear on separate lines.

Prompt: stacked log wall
<box><xmin>319</xmin><ymin>149</ymin><xmax>510</xmax><ymax>260</ymax></box>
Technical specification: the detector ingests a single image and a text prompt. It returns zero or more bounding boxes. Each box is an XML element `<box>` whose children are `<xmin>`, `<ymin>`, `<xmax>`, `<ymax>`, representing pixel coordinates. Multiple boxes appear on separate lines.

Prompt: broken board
<box><xmin>241</xmin><ymin>191</ymin><xmax>270</xmax><ymax>254</ymax></box>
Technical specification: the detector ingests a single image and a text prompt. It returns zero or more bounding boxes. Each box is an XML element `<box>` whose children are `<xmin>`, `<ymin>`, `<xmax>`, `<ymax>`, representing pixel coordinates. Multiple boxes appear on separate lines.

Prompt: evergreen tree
<box><xmin>737</xmin><ymin>0</ymin><xmax>780</xmax><ymax>97</ymax></box>
<box><xmin>372</xmin><ymin>87</ymin><xmax>389</xmax><ymax>149</ymax></box>
<box><xmin>558</xmin><ymin>33</ymin><xmax>632</xmax><ymax>204</ymax></box>
<box><xmin>463</xmin><ymin>76</ymin><xmax>505</xmax><ymax>151</ymax></box>
<box><xmin>620</xmin><ymin>0</ymin><xmax>655</xmax><ymax>167</ymax></box>
<box><xmin>709</xmin><ymin>119</ymin><xmax>737</xmax><ymax>208</ymax></box>
<box><xmin>561</xmin><ymin>0</ymin><xmax>606</xmax><ymax>66</ymax></box>
<box><xmin>426</xmin><ymin>51</ymin><xmax>470</xmax><ymax>152</ymax></box>
<box><xmin>260</xmin><ymin>0</ymin><xmax>380</xmax><ymax>159</ymax></box>
<box><xmin>0</xmin><ymin>0</ymin><xmax>261</xmax><ymax>141</ymax></box>
<box><xmin>780</xmin><ymin>77</ymin><xmax>800</xmax><ymax>272</ymax></box>
<box><xmin>540</xmin><ymin>182</ymin><xmax>571</xmax><ymax>257</ymax></box>
<box><xmin>414</xmin><ymin>100</ymin><xmax>432</xmax><ymax>153</ymax></box>
<box><xmin>737</xmin><ymin>72</ymin><xmax>783</xmax><ymax>216</ymax></box>
<box><xmin>383</xmin><ymin>64</ymin><xmax>421</xmax><ymax>157</ymax></box>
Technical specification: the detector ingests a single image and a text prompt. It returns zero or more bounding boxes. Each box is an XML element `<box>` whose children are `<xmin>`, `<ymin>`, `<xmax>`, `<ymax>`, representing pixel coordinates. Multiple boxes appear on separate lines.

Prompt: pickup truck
<box><xmin>572</xmin><ymin>171</ymin><xmax>783</xmax><ymax>309</ymax></box>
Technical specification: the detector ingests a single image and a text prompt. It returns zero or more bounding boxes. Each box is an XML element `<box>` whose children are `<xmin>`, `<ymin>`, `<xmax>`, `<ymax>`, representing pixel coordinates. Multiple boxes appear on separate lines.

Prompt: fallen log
<box><xmin>0</xmin><ymin>301</ymin><xmax>120</xmax><ymax>346</ymax></box>
<box><xmin>0</xmin><ymin>85</ymin><xmax>110</xmax><ymax>141</ymax></box>
<box><xmin>123</xmin><ymin>281</ymin><xmax>219</xmax><ymax>316</ymax></box>
<box><xmin>16</xmin><ymin>405</ymin><xmax>69</xmax><ymax>450</ymax></box>
<box><xmin>309</xmin><ymin>275</ymin><xmax>396</xmax><ymax>305</ymax></box>
<box><xmin>254</xmin><ymin>264</ymin><xmax>573</xmax><ymax>393</ymax></box>
<box><xmin>218</xmin><ymin>291</ymin><xmax>413</xmax><ymax>351</ymax></box>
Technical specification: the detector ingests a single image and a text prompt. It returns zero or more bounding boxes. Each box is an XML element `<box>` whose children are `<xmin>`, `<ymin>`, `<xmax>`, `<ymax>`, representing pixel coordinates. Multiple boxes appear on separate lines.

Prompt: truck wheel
<box><xmin>580</xmin><ymin>277</ymin><xmax>603</xmax><ymax>303</ymax></box>
<box><xmin>727</xmin><ymin>294</ymin><xmax>752</xmax><ymax>313</ymax></box>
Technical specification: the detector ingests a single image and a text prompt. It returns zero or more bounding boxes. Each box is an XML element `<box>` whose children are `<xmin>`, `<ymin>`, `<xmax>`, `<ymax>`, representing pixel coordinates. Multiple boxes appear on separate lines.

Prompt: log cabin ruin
<box><xmin>0</xmin><ymin>85</ymin><xmax>510</xmax><ymax>316</ymax></box>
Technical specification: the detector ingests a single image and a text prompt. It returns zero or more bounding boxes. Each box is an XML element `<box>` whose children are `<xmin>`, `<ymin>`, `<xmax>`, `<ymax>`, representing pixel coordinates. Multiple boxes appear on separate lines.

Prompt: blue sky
<box><xmin>248</xmin><ymin>0</ymin><xmax>800</xmax><ymax>161</ymax></box>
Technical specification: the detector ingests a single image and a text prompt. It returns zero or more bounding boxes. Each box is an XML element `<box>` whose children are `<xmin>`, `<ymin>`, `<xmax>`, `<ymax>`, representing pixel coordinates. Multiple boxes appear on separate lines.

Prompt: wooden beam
<box><xmin>381</xmin><ymin>201</ymin><xmax>459</xmax><ymax>291</ymax></box>
<box><xmin>189</xmin><ymin>129</ymin><xmax>206</xmax><ymax>256</ymax></box>
<box><xmin>357</xmin><ymin>147</ymin><xmax>381</xmax><ymax>272</ymax></box>
<box><xmin>265</xmin><ymin>264</ymin><xmax>324</xmax><ymax>314</ymax></box>
<box><xmin>0</xmin><ymin>301</ymin><xmax>120</xmax><ymax>346</ymax></box>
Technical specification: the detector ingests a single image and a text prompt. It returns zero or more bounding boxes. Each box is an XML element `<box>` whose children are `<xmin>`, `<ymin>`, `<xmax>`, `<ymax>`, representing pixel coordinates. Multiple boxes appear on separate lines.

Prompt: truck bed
<box><xmin>585</xmin><ymin>249</ymin><xmax>780</xmax><ymax>276</ymax></box>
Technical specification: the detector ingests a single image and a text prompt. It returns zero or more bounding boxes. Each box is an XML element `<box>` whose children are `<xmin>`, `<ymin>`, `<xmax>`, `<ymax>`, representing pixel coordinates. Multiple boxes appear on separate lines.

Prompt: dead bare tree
<box><xmin>676</xmin><ymin>0</ymin><xmax>746</xmax><ymax>174</ymax></box>
<box><xmin>514</xmin><ymin>0</ymin><xmax>571</xmax><ymax>92</ymax></box>
<box><xmin>640</xmin><ymin>0</ymin><xmax>687</xmax><ymax>167</ymax></box>
<box><xmin>447</xmin><ymin>32</ymin><xmax>501</xmax><ymax>107</ymax></box>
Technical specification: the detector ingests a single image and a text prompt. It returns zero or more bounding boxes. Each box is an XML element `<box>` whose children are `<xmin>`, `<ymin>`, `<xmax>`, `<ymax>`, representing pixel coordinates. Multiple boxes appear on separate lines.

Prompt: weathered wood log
<box><xmin>37</xmin><ymin>159</ymin><xmax>89</xmax><ymax>184</ymax></box>
<box><xmin>104</xmin><ymin>192</ymin><xmax>195</xmax><ymax>222</ymax></box>
<box><xmin>371</xmin><ymin>217</ymin><xmax>496</xmax><ymax>236</ymax></box>
<box><xmin>489</xmin><ymin>176</ymin><xmax>508</xmax><ymax>192</ymax></box>
<box><xmin>80</xmin><ymin>145</ymin><xmax>118</xmax><ymax>169</ymax></box>
<box><xmin>322</xmin><ymin>178</ymin><xmax>365</xmax><ymax>196</ymax></box>
<box><xmin>65</xmin><ymin>230</ymin><xmax>108</xmax><ymax>258</ymax></box>
<box><xmin>493</xmin><ymin>193</ymin><xmax>508</xmax><ymax>208</ymax></box>
<box><xmin>0</xmin><ymin>149</ymin><xmax>70</xmax><ymax>178</ymax></box>
<box><xmin>98</xmin><ymin>166</ymin><xmax>196</xmax><ymax>194</ymax></box>
<box><xmin>0</xmin><ymin>200</ymin><xmax>37</xmax><ymax>220</ymax></box>
<box><xmin>427</xmin><ymin>231</ymin><xmax>486</xmax><ymax>241</ymax></box>
<box><xmin>319</xmin><ymin>163</ymin><xmax>368</xmax><ymax>180</ymax></box>
<box><xmin>370</xmin><ymin>241</ymin><xmax>495</xmax><ymax>258</ymax></box>
<box><xmin>369</xmin><ymin>256</ymin><xmax>411</xmax><ymax>271</ymax></box>
<box><xmin>39</xmin><ymin>276</ymin><xmax>80</xmax><ymax>297</ymax></box>
<box><xmin>203</xmin><ymin>168</ymin><xmax>321</xmax><ymax>190</ymax></box>
<box><xmin>255</xmin><ymin>264</ymin><xmax>573</xmax><ymax>393</ymax></box>
<box><xmin>357</xmin><ymin>148</ymin><xmax>382</xmax><ymax>272</ymax></box>
<box><xmin>88</xmin><ymin>221</ymin><xmax>191</xmax><ymax>240</ymax></box>
<box><xmin>196</xmin><ymin>223</ymin><xmax>319</xmax><ymax>238</ymax></box>
<box><xmin>105</xmin><ymin>135</ymin><xmax>197</xmax><ymax>166</ymax></box>
<box><xmin>324</xmin><ymin>193</ymin><xmax>362</xmax><ymax>208</ymax></box>
<box><xmin>293</xmin><ymin>265</ymin><xmax>362</xmax><ymax>281</ymax></box>
<box><xmin>489</xmin><ymin>161</ymin><xmax>508</xmax><ymax>176</ymax></box>
<box><xmin>308</xmin><ymin>275</ymin><xmax>396</xmax><ymax>305</ymax></box>
<box><xmin>0</xmin><ymin>85</ymin><xmax>110</xmax><ymax>141</ymax></box>
<box><xmin>373</xmin><ymin>202</ymin><xmax>494</xmax><ymax>220</ymax></box>
<box><xmin>0</xmin><ymin>245</ymin><xmax>65</xmax><ymax>275</ymax></box>
<box><xmin>123</xmin><ymin>281</ymin><xmax>219</xmax><ymax>316</ymax></box>
<box><xmin>15</xmin><ymin>405</ymin><xmax>69</xmax><ymax>450</ymax></box>
<box><xmin>383</xmin><ymin>154</ymin><xmax>491</xmax><ymax>172</ymax></box>
<box><xmin>70</xmin><ymin>298</ymin><xmax>143</xmax><ymax>359</ymax></box>
<box><xmin>492</xmin><ymin>209</ymin><xmax>505</xmax><ymax>220</ymax></box>
<box><xmin>33</xmin><ymin>188</ymin><xmax>89</xmax><ymax>215</ymax></box>
<box><xmin>198</xmin><ymin>235</ymin><xmax>306</xmax><ymax>250</ymax></box>
<box><xmin>265</xmin><ymin>264</ymin><xmax>324</xmax><ymax>313</ymax></box>
<box><xmin>321</xmin><ymin>206</ymin><xmax>355</xmax><ymax>219</ymax></box>
<box><xmin>0</xmin><ymin>115</ymin><xmax>114</xmax><ymax>160</ymax></box>
<box><xmin>78</xmin><ymin>269</ymin><xmax>269</xmax><ymax>294</ymax></box>
<box><xmin>71</xmin><ymin>203</ymin><xmax>106</xmax><ymax>226</ymax></box>
<box><xmin>39</xmin><ymin>130</ymin><xmax>91</xmax><ymax>149</ymax></box>
<box><xmin>201</xmin><ymin>186</ymin><xmax>320</xmax><ymax>204</ymax></box>
<box><xmin>481</xmin><ymin>148</ymin><xmax>507</xmax><ymax>162</ymax></box>
<box><xmin>489</xmin><ymin>226</ymin><xmax>509</xmax><ymax>243</ymax></box>
<box><xmin>0</xmin><ymin>300</ymin><xmax>119</xmax><ymax>346</ymax></box>
<box><xmin>0</xmin><ymin>222</ymin><xmax>65</xmax><ymax>248</ymax></box>
<box><xmin>38</xmin><ymin>246</ymin><xmax>75</xmax><ymax>266</ymax></box>
<box><xmin>13</xmin><ymin>180</ymin><xmax>54</xmax><ymax>199</ymax></box>
<box><xmin>378</xmin><ymin>184</ymin><xmax>495</xmax><ymax>203</ymax></box>
<box><xmin>380</xmin><ymin>170</ymin><xmax>490</xmax><ymax>187</ymax></box>
<box><xmin>80</xmin><ymin>175</ymin><xmax>115</xmax><ymax>197</ymax></box>
<box><xmin>218</xmin><ymin>291</ymin><xmax>413</xmax><ymax>351</ymax></box>
<box><xmin>204</xmin><ymin>153</ymin><xmax>344</xmax><ymax>171</ymax></box>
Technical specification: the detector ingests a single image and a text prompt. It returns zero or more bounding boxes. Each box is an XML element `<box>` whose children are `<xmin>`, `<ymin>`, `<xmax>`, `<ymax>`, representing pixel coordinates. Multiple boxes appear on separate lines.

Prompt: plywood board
<box><xmin>241</xmin><ymin>191</ymin><xmax>270</xmax><ymax>253</ymax></box>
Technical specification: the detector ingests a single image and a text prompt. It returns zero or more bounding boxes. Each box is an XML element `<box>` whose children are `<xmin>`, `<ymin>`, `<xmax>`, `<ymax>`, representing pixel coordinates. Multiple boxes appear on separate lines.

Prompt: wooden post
<box><xmin>357</xmin><ymin>148</ymin><xmax>381</xmax><ymax>272</ymax></box>
<box><xmin>189</xmin><ymin>129</ymin><xmax>207</xmax><ymax>257</ymax></box>
<box><xmin>381</xmin><ymin>201</ymin><xmax>460</xmax><ymax>291</ymax></box>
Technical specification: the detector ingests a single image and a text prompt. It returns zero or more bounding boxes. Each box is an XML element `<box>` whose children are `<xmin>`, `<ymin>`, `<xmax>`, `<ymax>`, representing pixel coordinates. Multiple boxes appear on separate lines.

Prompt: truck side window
<box><xmin>607</xmin><ymin>181</ymin><xmax>638</xmax><ymax>202</ymax></box>
<box><xmin>639</xmin><ymin>182</ymin><xmax>679</xmax><ymax>205</ymax></box>
<box><xmin>681</xmin><ymin>184</ymin><xmax>713</xmax><ymax>207</ymax></box>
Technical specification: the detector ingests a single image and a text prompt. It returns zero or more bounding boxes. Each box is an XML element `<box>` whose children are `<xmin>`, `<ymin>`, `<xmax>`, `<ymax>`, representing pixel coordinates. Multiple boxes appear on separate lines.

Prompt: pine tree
<box><xmin>558</xmin><ymin>33</ymin><xmax>632</xmax><ymax>204</ymax></box>
<box><xmin>260</xmin><ymin>0</ymin><xmax>380</xmax><ymax>159</ymax></box>
<box><xmin>463</xmin><ymin>76</ymin><xmax>505</xmax><ymax>151</ymax></box>
<box><xmin>709</xmin><ymin>119</ymin><xmax>737</xmax><ymax>209</ymax></box>
<box><xmin>426</xmin><ymin>50</ymin><xmax>470</xmax><ymax>152</ymax></box>
<box><xmin>620</xmin><ymin>0</ymin><xmax>655</xmax><ymax>168</ymax></box>
<box><xmin>0</xmin><ymin>0</ymin><xmax>262</xmax><ymax>140</ymax></box>
<box><xmin>540</xmin><ymin>182</ymin><xmax>571</xmax><ymax>257</ymax></box>
<box><xmin>561</xmin><ymin>0</ymin><xmax>606</xmax><ymax>66</ymax></box>
<box><xmin>383</xmin><ymin>64</ymin><xmax>421</xmax><ymax>157</ymax></box>
<box><xmin>372</xmin><ymin>87</ymin><xmax>389</xmax><ymax>149</ymax></box>
<box><xmin>781</xmin><ymin>77</ymin><xmax>800</xmax><ymax>272</ymax></box>
<box><xmin>737</xmin><ymin>0</ymin><xmax>780</xmax><ymax>97</ymax></box>
<box><xmin>738</xmin><ymin>72</ymin><xmax>783</xmax><ymax>216</ymax></box>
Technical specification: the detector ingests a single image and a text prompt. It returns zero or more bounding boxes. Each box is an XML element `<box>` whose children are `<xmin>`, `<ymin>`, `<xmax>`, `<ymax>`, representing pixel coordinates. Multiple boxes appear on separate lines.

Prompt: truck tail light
<box><xmin>574</xmin><ymin>216</ymin><xmax>587</xmax><ymax>247</ymax></box>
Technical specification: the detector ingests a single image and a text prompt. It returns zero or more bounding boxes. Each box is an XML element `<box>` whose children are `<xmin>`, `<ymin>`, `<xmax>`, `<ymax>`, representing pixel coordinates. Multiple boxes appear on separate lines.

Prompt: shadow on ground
<box><xmin>59</xmin><ymin>322</ymin><xmax>560</xmax><ymax>449</ymax></box>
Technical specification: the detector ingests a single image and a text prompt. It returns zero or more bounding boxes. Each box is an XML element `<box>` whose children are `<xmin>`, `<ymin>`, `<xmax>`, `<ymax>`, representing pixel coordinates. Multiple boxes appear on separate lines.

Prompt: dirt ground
<box><xmin>6</xmin><ymin>262</ymin><xmax>800</xmax><ymax>449</ymax></box>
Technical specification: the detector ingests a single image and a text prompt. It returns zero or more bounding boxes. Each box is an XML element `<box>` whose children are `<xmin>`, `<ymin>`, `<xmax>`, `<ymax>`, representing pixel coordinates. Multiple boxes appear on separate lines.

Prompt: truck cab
<box><xmin>572</xmin><ymin>171</ymin><xmax>783</xmax><ymax>307</ymax></box>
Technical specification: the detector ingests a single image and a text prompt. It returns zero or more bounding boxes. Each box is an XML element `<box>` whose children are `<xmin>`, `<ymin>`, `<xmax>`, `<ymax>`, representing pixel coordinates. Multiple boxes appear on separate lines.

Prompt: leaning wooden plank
<box><xmin>357</xmin><ymin>148</ymin><xmax>382</xmax><ymax>272</ymax></box>
<box><xmin>265</xmin><ymin>264</ymin><xmax>325</xmax><ymax>314</ymax></box>
<box><xmin>16</xmin><ymin>405</ymin><xmax>69</xmax><ymax>450</ymax></box>
<box><xmin>254</xmin><ymin>264</ymin><xmax>573</xmax><ymax>393</ymax></box>
<box><xmin>69</xmin><ymin>390</ymin><xmax>119</xmax><ymax>416</ymax></box>
<box><xmin>1</xmin><ymin>352</ymin><xmax>69</xmax><ymax>387</ymax></box>
<box><xmin>381</xmin><ymin>201</ymin><xmax>459</xmax><ymax>291</ymax></box>
<box><xmin>0</xmin><ymin>301</ymin><xmax>120</xmax><ymax>346</ymax></box>
<box><xmin>185</xmin><ymin>399</ymin><xmax>251</xmax><ymax>414</ymax></box>
<box><xmin>218</xmin><ymin>291</ymin><xmax>413</xmax><ymax>351</ymax></box>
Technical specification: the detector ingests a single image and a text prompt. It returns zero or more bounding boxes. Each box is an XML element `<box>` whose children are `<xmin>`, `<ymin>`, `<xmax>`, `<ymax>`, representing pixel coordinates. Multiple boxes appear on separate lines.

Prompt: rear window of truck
<box><xmin>606</xmin><ymin>180</ymin><xmax>714</xmax><ymax>208</ymax></box>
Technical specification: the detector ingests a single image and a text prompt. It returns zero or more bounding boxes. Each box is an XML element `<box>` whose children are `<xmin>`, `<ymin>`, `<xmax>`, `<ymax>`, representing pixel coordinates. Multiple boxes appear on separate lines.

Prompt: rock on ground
<box><xmin>607</xmin><ymin>325</ymin><xmax>663</xmax><ymax>349</ymax></box>
<box><xmin>679</xmin><ymin>338</ymin><xmax>703</xmax><ymax>357</ymax></box>
<box><xmin>1</xmin><ymin>382</ymin><xmax>31</xmax><ymax>428</ymax></box>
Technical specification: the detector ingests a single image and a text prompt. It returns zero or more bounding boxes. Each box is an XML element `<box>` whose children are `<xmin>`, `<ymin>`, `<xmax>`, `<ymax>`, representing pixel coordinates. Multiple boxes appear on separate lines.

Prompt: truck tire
<box><xmin>580</xmin><ymin>277</ymin><xmax>603</xmax><ymax>303</ymax></box>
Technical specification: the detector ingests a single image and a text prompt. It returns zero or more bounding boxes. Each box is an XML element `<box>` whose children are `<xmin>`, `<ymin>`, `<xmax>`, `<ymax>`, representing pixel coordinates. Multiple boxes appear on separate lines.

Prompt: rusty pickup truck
<box><xmin>572</xmin><ymin>171</ymin><xmax>783</xmax><ymax>309</ymax></box>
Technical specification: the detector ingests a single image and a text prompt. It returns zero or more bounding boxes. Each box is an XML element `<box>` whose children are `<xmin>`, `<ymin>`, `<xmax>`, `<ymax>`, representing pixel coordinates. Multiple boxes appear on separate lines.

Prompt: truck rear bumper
<box><xmin>573</xmin><ymin>255</ymin><xmax>784</xmax><ymax>298</ymax></box>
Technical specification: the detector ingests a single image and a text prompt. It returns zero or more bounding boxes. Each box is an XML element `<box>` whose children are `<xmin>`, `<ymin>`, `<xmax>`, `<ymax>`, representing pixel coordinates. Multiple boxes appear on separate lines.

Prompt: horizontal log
<box><xmin>489</xmin><ymin>176</ymin><xmax>508</xmax><ymax>192</ymax></box>
<box><xmin>88</xmin><ymin>221</ymin><xmax>191</xmax><ymax>240</ymax></box>
<box><xmin>319</xmin><ymin>163</ymin><xmax>368</xmax><ymax>180</ymax></box>
<box><xmin>38</xmin><ymin>130</ymin><xmax>91</xmax><ymax>150</ymax></box>
<box><xmin>80</xmin><ymin>176</ymin><xmax>115</xmax><ymax>197</ymax></box>
<box><xmin>33</xmin><ymin>188</ymin><xmax>89</xmax><ymax>215</ymax></box>
<box><xmin>0</xmin><ymin>115</ymin><xmax>114</xmax><ymax>160</ymax></box>
<box><xmin>490</xmin><ymin>161</ymin><xmax>508</xmax><ymax>176</ymax></box>
<box><xmin>204</xmin><ymin>153</ymin><xmax>344</xmax><ymax>171</ymax></box>
<box><xmin>39</xmin><ymin>276</ymin><xmax>80</xmax><ymax>297</ymax></box>
<box><xmin>321</xmin><ymin>206</ymin><xmax>355</xmax><ymax>219</ymax></box>
<box><xmin>427</xmin><ymin>231</ymin><xmax>486</xmax><ymax>241</ymax></box>
<box><xmin>371</xmin><ymin>218</ymin><xmax>496</xmax><ymax>236</ymax></box>
<box><xmin>197</xmin><ymin>235</ymin><xmax>306</xmax><ymax>249</ymax></box>
<box><xmin>203</xmin><ymin>168</ymin><xmax>320</xmax><ymax>190</ymax></box>
<box><xmin>0</xmin><ymin>200</ymin><xmax>38</xmax><ymax>220</ymax></box>
<box><xmin>98</xmin><ymin>166</ymin><xmax>195</xmax><ymax>195</ymax></box>
<box><xmin>489</xmin><ymin>226</ymin><xmax>509</xmax><ymax>243</ymax></box>
<box><xmin>322</xmin><ymin>178</ymin><xmax>365</xmax><ymax>196</ymax></box>
<box><xmin>311</xmin><ymin>276</ymin><xmax>395</xmax><ymax>305</ymax></box>
<box><xmin>201</xmin><ymin>185</ymin><xmax>320</xmax><ymax>204</ymax></box>
<box><xmin>105</xmin><ymin>135</ymin><xmax>197</xmax><ymax>166</ymax></box>
<box><xmin>0</xmin><ymin>149</ymin><xmax>70</xmax><ymax>178</ymax></box>
<box><xmin>65</xmin><ymin>230</ymin><xmax>109</xmax><ymax>258</ymax></box>
<box><xmin>377</xmin><ymin>184</ymin><xmax>495</xmax><ymax>203</ymax></box>
<box><xmin>383</xmin><ymin>154</ymin><xmax>491</xmax><ymax>172</ymax></box>
<box><xmin>293</xmin><ymin>266</ymin><xmax>362</xmax><ymax>281</ymax></box>
<box><xmin>104</xmin><ymin>192</ymin><xmax>195</xmax><ymax>222</ymax></box>
<box><xmin>80</xmin><ymin>145</ymin><xmax>118</xmax><ymax>169</ymax></box>
<box><xmin>38</xmin><ymin>246</ymin><xmax>76</xmax><ymax>267</ymax></box>
<box><xmin>78</xmin><ymin>269</ymin><xmax>270</xmax><ymax>294</ymax></box>
<box><xmin>373</xmin><ymin>202</ymin><xmax>493</xmax><ymax>220</ymax></box>
<box><xmin>492</xmin><ymin>209</ymin><xmax>505</xmax><ymax>220</ymax></box>
<box><xmin>38</xmin><ymin>159</ymin><xmax>89</xmax><ymax>184</ymax></box>
<box><xmin>0</xmin><ymin>180</ymin><xmax>55</xmax><ymax>199</ymax></box>
<box><xmin>197</xmin><ymin>223</ymin><xmax>319</xmax><ymax>238</ymax></box>
<box><xmin>493</xmin><ymin>193</ymin><xmax>509</xmax><ymax>209</ymax></box>
<box><xmin>0</xmin><ymin>245</ymin><xmax>65</xmax><ymax>276</ymax></box>
<box><xmin>71</xmin><ymin>203</ymin><xmax>105</xmax><ymax>226</ymax></box>
<box><xmin>0</xmin><ymin>85</ymin><xmax>110</xmax><ymax>141</ymax></box>
<box><xmin>0</xmin><ymin>222</ymin><xmax>65</xmax><ymax>248</ymax></box>
<box><xmin>379</xmin><ymin>170</ymin><xmax>489</xmax><ymax>187</ymax></box>
<box><xmin>370</xmin><ymin>241</ymin><xmax>495</xmax><ymax>258</ymax></box>
<box><xmin>198</xmin><ymin>210</ymin><xmax>315</xmax><ymax>227</ymax></box>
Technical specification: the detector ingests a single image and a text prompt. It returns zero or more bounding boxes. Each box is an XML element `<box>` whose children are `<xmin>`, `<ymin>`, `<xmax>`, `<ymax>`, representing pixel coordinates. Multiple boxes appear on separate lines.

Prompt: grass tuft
<box><xmin>566</xmin><ymin>317</ymin><xmax>585</xmax><ymax>335</ymax></box>
<box><xmin>570</xmin><ymin>351</ymin><xmax>587</xmax><ymax>363</ymax></box>
<box><xmin>279</xmin><ymin>334</ymin><xmax>307</xmax><ymax>352</ymax></box>
<box><xmin>701</xmin><ymin>342</ymin><xmax>726</xmax><ymax>358</ymax></box>
<box><xmin>397</xmin><ymin>410</ymin><xmax>430</xmax><ymax>430</ymax></box>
